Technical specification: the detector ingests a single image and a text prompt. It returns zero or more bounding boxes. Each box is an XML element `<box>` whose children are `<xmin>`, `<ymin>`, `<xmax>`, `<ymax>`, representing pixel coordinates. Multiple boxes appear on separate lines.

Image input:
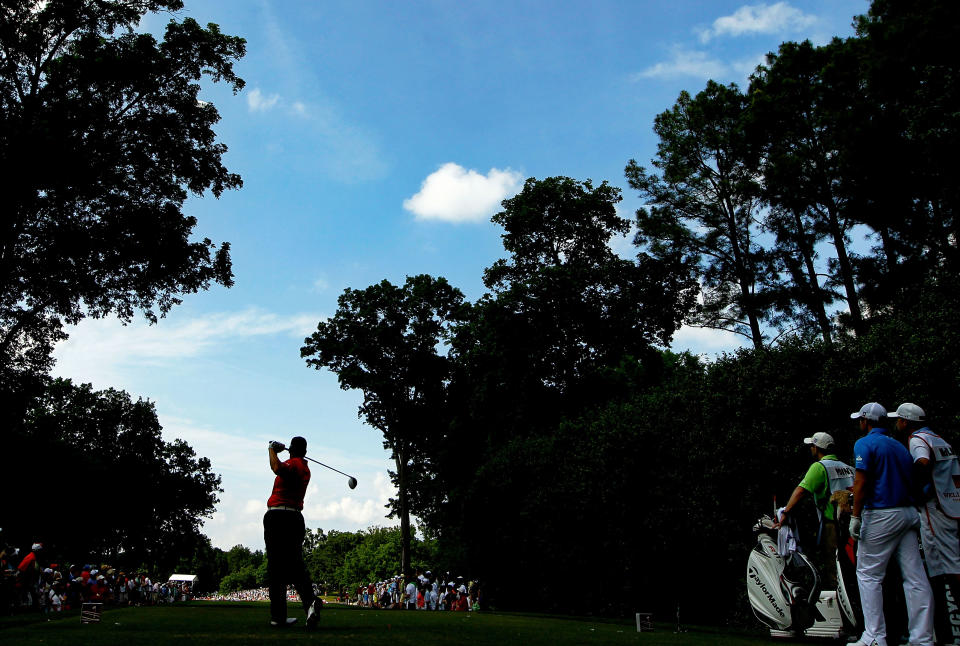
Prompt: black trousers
<box><xmin>263</xmin><ymin>509</ymin><xmax>314</xmax><ymax>620</ymax></box>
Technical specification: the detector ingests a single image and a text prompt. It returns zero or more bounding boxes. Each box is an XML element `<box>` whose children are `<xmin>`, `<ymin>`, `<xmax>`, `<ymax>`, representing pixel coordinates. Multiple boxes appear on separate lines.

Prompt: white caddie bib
<box><xmin>911</xmin><ymin>429</ymin><xmax>960</xmax><ymax>519</ymax></box>
<box><xmin>820</xmin><ymin>458</ymin><xmax>855</xmax><ymax>494</ymax></box>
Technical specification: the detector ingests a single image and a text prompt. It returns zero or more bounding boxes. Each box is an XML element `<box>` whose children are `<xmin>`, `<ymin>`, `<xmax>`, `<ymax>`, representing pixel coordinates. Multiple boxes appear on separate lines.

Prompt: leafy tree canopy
<box><xmin>301</xmin><ymin>274</ymin><xmax>466</xmax><ymax>577</ymax></box>
<box><xmin>0</xmin><ymin>0</ymin><xmax>245</xmax><ymax>374</ymax></box>
<box><xmin>626</xmin><ymin>82</ymin><xmax>769</xmax><ymax>348</ymax></box>
<box><xmin>2</xmin><ymin>377</ymin><xmax>222</xmax><ymax>573</ymax></box>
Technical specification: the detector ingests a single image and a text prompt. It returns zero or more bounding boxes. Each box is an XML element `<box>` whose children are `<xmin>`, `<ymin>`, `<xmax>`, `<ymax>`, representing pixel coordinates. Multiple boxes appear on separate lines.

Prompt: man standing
<box><xmin>404</xmin><ymin>577</ymin><xmax>417</xmax><ymax>610</ymax></box>
<box><xmin>778</xmin><ymin>432</ymin><xmax>854</xmax><ymax>586</ymax></box>
<box><xmin>264</xmin><ymin>437</ymin><xmax>320</xmax><ymax>629</ymax></box>
<box><xmin>893</xmin><ymin>403</ymin><xmax>960</xmax><ymax>645</ymax></box>
<box><xmin>849</xmin><ymin>402</ymin><xmax>934</xmax><ymax>646</ymax></box>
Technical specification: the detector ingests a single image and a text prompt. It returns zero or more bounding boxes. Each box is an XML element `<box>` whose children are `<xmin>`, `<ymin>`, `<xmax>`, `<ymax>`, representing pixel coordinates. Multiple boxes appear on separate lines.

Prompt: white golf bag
<box><xmin>747</xmin><ymin>515</ymin><xmax>861</xmax><ymax>639</ymax></box>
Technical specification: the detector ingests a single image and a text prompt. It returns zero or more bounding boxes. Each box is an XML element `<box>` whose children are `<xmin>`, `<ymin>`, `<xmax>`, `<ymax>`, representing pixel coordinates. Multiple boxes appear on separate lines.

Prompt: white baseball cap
<box><xmin>851</xmin><ymin>402</ymin><xmax>887</xmax><ymax>421</ymax></box>
<box><xmin>888</xmin><ymin>403</ymin><xmax>926</xmax><ymax>422</ymax></box>
<box><xmin>803</xmin><ymin>432</ymin><xmax>836</xmax><ymax>450</ymax></box>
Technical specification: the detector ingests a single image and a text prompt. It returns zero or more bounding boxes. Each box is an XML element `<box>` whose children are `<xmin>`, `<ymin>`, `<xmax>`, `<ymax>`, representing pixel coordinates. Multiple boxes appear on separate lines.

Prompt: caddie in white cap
<box><xmin>777</xmin><ymin>431</ymin><xmax>853</xmax><ymax>587</ymax></box>
<box><xmin>849</xmin><ymin>402</ymin><xmax>934</xmax><ymax>646</ymax></box>
<box><xmin>893</xmin><ymin>403</ymin><xmax>960</xmax><ymax>643</ymax></box>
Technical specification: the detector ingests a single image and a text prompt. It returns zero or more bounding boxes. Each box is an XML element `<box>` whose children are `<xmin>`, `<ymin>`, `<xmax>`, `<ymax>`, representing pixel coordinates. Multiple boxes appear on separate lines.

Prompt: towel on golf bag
<box><xmin>776</xmin><ymin>506</ymin><xmax>801</xmax><ymax>556</ymax></box>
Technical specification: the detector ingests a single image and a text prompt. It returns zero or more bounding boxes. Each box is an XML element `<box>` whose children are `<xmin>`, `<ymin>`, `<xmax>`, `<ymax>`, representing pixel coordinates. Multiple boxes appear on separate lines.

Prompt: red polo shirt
<box><xmin>267</xmin><ymin>457</ymin><xmax>310</xmax><ymax>509</ymax></box>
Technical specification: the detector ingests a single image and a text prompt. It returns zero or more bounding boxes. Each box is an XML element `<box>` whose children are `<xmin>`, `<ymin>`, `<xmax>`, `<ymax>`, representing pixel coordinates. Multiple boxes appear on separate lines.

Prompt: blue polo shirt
<box><xmin>854</xmin><ymin>427</ymin><xmax>915</xmax><ymax>509</ymax></box>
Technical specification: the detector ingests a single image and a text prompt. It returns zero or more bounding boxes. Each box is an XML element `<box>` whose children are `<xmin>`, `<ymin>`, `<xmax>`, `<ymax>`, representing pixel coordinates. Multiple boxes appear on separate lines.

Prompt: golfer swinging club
<box><xmin>264</xmin><ymin>436</ymin><xmax>320</xmax><ymax>628</ymax></box>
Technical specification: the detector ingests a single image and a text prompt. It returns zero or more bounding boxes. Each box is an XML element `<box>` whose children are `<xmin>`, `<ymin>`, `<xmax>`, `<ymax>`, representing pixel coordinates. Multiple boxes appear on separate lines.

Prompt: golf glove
<box><xmin>269</xmin><ymin>441</ymin><xmax>286</xmax><ymax>452</ymax></box>
<box><xmin>849</xmin><ymin>516</ymin><xmax>862</xmax><ymax>540</ymax></box>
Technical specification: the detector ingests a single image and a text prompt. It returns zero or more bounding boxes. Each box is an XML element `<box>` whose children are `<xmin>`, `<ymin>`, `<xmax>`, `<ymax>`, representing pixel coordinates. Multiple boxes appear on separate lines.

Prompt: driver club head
<box><xmin>348</xmin><ymin>477</ymin><xmax>358</xmax><ymax>490</ymax></box>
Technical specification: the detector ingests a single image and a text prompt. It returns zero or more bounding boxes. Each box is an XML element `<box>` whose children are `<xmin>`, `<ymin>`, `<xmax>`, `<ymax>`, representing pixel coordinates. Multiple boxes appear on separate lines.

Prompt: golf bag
<box><xmin>747</xmin><ymin>515</ymin><xmax>861</xmax><ymax>639</ymax></box>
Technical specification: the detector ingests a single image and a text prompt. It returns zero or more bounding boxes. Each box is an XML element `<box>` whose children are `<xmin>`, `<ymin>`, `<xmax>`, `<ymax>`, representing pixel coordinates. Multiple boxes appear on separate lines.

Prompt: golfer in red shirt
<box><xmin>264</xmin><ymin>436</ymin><xmax>320</xmax><ymax>628</ymax></box>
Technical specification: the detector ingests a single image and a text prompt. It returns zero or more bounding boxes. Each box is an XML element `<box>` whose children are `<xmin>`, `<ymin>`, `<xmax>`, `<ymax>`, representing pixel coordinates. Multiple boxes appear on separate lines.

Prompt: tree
<box><xmin>2</xmin><ymin>377</ymin><xmax>222</xmax><ymax>572</ymax></box>
<box><xmin>626</xmin><ymin>81</ymin><xmax>770</xmax><ymax>348</ymax></box>
<box><xmin>850</xmin><ymin>0</ymin><xmax>960</xmax><ymax>309</ymax></box>
<box><xmin>748</xmin><ymin>39</ymin><xmax>866</xmax><ymax>337</ymax></box>
<box><xmin>0</xmin><ymin>0</ymin><xmax>245</xmax><ymax>374</ymax></box>
<box><xmin>423</xmin><ymin>177</ymin><xmax>695</xmax><ymax>599</ymax></box>
<box><xmin>481</xmin><ymin>176</ymin><xmax>694</xmax><ymax>395</ymax></box>
<box><xmin>301</xmin><ymin>274</ymin><xmax>466</xmax><ymax>579</ymax></box>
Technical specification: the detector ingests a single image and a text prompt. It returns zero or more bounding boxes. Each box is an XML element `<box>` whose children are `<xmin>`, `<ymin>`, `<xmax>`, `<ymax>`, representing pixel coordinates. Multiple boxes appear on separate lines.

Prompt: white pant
<box><xmin>857</xmin><ymin>507</ymin><xmax>935</xmax><ymax>646</ymax></box>
<box><xmin>918</xmin><ymin>499</ymin><xmax>960</xmax><ymax>577</ymax></box>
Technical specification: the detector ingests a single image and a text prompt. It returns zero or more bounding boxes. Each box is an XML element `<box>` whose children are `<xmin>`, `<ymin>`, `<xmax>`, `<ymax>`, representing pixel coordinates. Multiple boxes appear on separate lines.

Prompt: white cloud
<box><xmin>247</xmin><ymin>88</ymin><xmax>280</xmax><ymax>112</ymax></box>
<box><xmin>698</xmin><ymin>2</ymin><xmax>818</xmax><ymax>42</ymax></box>
<box><xmin>304</xmin><ymin>471</ymin><xmax>396</xmax><ymax>525</ymax></box>
<box><xmin>635</xmin><ymin>48</ymin><xmax>768</xmax><ymax>83</ymax></box>
<box><xmin>403</xmin><ymin>163</ymin><xmax>524</xmax><ymax>223</ymax></box>
<box><xmin>670</xmin><ymin>324</ymin><xmax>749</xmax><ymax>355</ymax></box>
<box><xmin>253</xmin><ymin>5</ymin><xmax>388</xmax><ymax>183</ymax></box>
<box><xmin>311</xmin><ymin>276</ymin><xmax>330</xmax><ymax>293</ymax></box>
<box><xmin>731</xmin><ymin>53</ymin><xmax>768</xmax><ymax>79</ymax></box>
<box><xmin>51</xmin><ymin>308</ymin><xmax>320</xmax><ymax>388</ymax></box>
<box><xmin>162</xmin><ymin>415</ymin><xmax>397</xmax><ymax>550</ymax></box>
<box><xmin>635</xmin><ymin>48</ymin><xmax>729</xmax><ymax>81</ymax></box>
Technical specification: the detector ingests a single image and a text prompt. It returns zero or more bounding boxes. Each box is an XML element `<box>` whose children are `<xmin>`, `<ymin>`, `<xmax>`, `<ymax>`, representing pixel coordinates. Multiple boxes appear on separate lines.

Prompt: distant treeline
<box><xmin>202</xmin><ymin>526</ymin><xmax>436</xmax><ymax>596</ymax></box>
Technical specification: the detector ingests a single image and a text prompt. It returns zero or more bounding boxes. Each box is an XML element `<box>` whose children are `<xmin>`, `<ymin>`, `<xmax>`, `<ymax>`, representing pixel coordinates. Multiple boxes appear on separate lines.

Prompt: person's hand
<box><xmin>772</xmin><ymin>509</ymin><xmax>787</xmax><ymax>529</ymax></box>
<box><xmin>849</xmin><ymin>516</ymin><xmax>862</xmax><ymax>541</ymax></box>
<box><xmin>269</xmin><ymin>441</ymin><xmax>286</xmax><ymax>452</ymax></box>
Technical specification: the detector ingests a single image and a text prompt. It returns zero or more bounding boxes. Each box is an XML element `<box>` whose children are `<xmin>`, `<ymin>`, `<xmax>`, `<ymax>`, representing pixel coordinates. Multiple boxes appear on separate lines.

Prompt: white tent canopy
<box><xmin>167</xmin><ymin>574</ymin><xmax>198</xmax><ymax>584</ymax></box>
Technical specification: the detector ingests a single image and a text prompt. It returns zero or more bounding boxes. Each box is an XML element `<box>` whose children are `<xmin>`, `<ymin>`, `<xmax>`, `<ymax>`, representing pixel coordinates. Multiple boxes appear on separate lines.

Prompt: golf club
<box><xmin>304</xmin><ymin>456</ymin><xmax>358</xmax><ymax>490</ymax></box>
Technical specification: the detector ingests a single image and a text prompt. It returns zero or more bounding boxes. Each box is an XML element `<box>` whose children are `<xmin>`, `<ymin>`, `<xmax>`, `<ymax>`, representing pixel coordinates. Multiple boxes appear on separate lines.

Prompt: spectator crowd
<box><xmin>196</xmin><ymin>570</ymin><xmax>482</xmax><ymax>613</ymax></box>
<box><xmin>349</xmin><ymin>570</ymin><xmax>481</xmax><ymax>612</ymax></box>
<box><xmin>0</xmin><ymin>542</ymin><xmax>193</xmax><ymax>616</ymax></box>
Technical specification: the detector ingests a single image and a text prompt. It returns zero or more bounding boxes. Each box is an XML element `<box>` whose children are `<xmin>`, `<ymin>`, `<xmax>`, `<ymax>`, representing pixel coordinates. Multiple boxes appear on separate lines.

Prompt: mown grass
<box><xmin>0</xmin><ymin>602</ymin><xmax>778</xmax><ymax>645</ymax></box>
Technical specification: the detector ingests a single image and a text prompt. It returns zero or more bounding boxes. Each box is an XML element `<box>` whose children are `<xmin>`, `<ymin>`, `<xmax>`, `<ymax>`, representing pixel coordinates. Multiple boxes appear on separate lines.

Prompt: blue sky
<box><xmin>51</xmin><ymin>0</ymin><xmax>866</xmax><ymax>550</ymax></box>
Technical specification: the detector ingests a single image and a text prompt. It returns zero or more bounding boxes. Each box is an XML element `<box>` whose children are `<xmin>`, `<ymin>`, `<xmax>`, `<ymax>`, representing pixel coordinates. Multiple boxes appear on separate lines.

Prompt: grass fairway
<box><xmin>0</xmin><ymin>602</ymin><xmax>776</xmax><ymax>645</ymax></box>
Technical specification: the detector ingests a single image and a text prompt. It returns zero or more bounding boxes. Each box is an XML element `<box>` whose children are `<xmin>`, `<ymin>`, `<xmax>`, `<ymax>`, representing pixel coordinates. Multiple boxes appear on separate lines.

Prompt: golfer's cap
<box><xmin>31</xmin><ymin>543</ymin><xmax>42</xmax><ymax>551</ymax></box>
<box><xmin>803</xmin><ymin>432</ymin><xmax>835</xmax><ymax>450</ymax></box>
<box><xmin>889</xmin><ymin>403</ymin><xmax>926</xmax><ymax>422</ymax></box>
<box><xmin>851</xmin><ymin>402</ymin><xmax>887</xmax><ymax>421</ymax></box>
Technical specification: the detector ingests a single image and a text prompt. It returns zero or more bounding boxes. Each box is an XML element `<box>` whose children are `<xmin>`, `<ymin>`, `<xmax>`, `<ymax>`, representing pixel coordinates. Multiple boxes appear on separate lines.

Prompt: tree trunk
<box><xmin>826</xmin><ymin>208</ymin><xmax>863</xmax><ymax>334</ymax></box>
<box><xmin>877</xmin><ymin>226</ymin><xmax>898</xmax><ymax>275</ymax></box>
<box><xmin>793</xmin><ymin>212</ymin><xmax>833</xmax><ymax>348</ymax></box>
<box><xmin>395</xmin><ymin>449</ymin><xmax>411</xmax><ymax>579</ymax></box>
<box><xmin>741</xmin><ymin>279</ymin><xmax>764</xmax><ymax>349</ymax></box>
<box><xmin>722</xmin><ymin>198</ymin><xmax>764</xmax><ymax>349</ymax></box>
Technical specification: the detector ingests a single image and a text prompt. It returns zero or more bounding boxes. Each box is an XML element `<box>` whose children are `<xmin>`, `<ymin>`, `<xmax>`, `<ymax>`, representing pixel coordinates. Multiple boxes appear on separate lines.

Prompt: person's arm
<box><xmin>269</xmin><ymin>445</ymin><xmax>281</xmax><ymax>474</ymax></box>
<box><xmin>852</xmin><ymin>469</ymin><xmax>868</xmax><ymax>518</ymax></box>
<box><xmin>777</xmin><ymin>486</ymin><xmax>808</xmax><ymax>525</ymax></box>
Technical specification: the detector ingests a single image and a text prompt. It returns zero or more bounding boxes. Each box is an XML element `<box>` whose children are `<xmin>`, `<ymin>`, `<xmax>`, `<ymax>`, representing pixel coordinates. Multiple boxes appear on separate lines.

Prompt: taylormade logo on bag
<box><xmin>748</xmin><ymin>566</ymin><xmax>785</xmax><ymax>618</ymax></box>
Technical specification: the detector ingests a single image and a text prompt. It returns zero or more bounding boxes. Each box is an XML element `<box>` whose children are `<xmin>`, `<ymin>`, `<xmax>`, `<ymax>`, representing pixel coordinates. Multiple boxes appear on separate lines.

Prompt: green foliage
<box><xmin>626</xmin><ymin>82</ymin><xmax>769</xmax><ymax>348</ymax></box>
<box><xmin>169</xmin><ymin>535</ymin><xmax>228</xmax><ymax>593</ymax></box>
<box><xmin>748</xmin><ymin>38</ymin><xmax>866</xmax><ymax>338</ymax></box>
<box><xmin>296</xmin><ymin>525</ymin><xmax>436</xmax><ymax>593</ymax></box>
<box><xmin>0</xmin><ymin>0</ymin><xmax>245</xmax><ymax>374</ymax></box>
<box><xmin>305</xmin><ymin>529</ymin><xmax>361</xmax><ymax>586</ymax></box>
<box><xmin>0</xmin><ymin>377</ymin><xmax>222</xmax><ymax>575</ymax></box>
<box><xmin>218</xmin><ymin>565</ymin><xmax>257</xmax><ymax>594</ymax></box>
<box><xmin>302</xmin><ymin>274</ymin><xmax>467</xmax><ymax>577</ymax></box>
